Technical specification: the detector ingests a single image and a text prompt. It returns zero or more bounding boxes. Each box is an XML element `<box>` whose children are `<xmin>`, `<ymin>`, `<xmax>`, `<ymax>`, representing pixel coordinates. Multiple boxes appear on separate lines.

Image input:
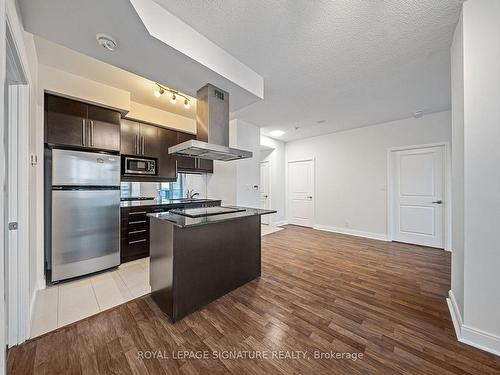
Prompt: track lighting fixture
<box><xmin>154</xmin><ymin>83</ymin><xmax>190</xmax><ymax>109</ymax></box>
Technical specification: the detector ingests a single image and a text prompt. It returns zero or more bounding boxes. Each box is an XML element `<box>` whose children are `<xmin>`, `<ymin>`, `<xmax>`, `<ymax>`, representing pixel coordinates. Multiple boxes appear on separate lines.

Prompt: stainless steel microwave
<box><xmin>123</xmin><ymin>156</ymin><xmax>157</xmax><ymax>175</ymax></box>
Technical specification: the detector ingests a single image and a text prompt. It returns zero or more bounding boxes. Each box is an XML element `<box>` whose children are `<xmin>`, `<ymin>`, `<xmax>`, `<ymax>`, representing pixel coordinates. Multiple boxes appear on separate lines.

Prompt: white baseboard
<box><xmin>274</xmin><ymin>220</ymin><xmax>288</xmax><ymax>227</ymax></box>
<box><xmin>447</xmin><ymin>290</ymin><xmax>463</xmax><ymax>338</ymax></box>
<box><xmin>447</xmin><ymin>290</ymin><xmax>500</xmax><ymax>356</ymax></box>
<box><xmin>313</xmin><ymin>224</ymin><xmax>389</xmax><ymax>241</ymax></box>
<box><xmin>29</xmin><ymin>287</ymin><xmax>38</xmax><ymax>339</ymax></box>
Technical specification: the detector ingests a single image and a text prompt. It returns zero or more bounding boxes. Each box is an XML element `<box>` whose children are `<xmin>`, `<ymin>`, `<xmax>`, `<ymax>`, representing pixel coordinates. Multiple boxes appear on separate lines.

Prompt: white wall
<box><xmin>126</xmin><ymin>101</ymin><xmax>196</xmax><ymax>133</ymax></box>
<box><xmin>206</xmin><ymin>161</ymin><xmax>237</xmax><ymax>205</ymax></box>
<box><xmin>38</xmin><ymin>64</ymin><xmax>197</xmax><ymax>134</ymax></box>
<box><xmin>450</xmin><ymin>11</ymin><xmax>465</xmax><ymax>319</ymax></box>
<box><xmin>38</xmin><ymin>64</ymin><xmax>130</xmax><ymax>113</ymax></box>
<box><xmin>286</xmin><ymin>111</ymin><xmax>451</xmax><ymax>239</ymax></box>
<box><xmin>233</xmin><ymin>119</ymin><xmax>261</xmax><ymax>207</ymax></box>
<box><xmin>260</xmin><ymin>135</ymin><xmax>286</xmax><ymax>225</ymax></box>
<box><xmin>205</xmin><ymin>119</ymin><xmax>260</xmax><ymax>207</ymax></box>
<box><xmin>461</xmin><ymin>0</ymin><xmax>500</xmax><ymax>348</ymax></box>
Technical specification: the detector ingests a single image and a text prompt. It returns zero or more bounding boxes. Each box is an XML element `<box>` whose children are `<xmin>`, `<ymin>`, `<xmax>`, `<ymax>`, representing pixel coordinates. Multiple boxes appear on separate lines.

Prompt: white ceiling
<box><xmin>34</xmin><ymin>36</ymin><xmax>196</xmax><ymax>119</ymax></box>
<box><xmin>19</xmin><ymin>0</ymin><xmax>462</xmax><ymax>142</ymax></box>
<box><xmin>153</xmin><ymin>0</ymin><xmax>462</xmax><ymax>141</ymax></box>
<box><xmin>18</xmin><ymin>0</ymin><xmax>262</xmax><ymax>112</ymax></box>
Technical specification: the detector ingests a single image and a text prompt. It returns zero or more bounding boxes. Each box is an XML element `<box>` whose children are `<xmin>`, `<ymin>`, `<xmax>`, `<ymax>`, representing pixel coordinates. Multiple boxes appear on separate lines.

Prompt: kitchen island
<box><xmin>148</xmin><ymin>206</ymin><xmax>275</xmax><ymax>322</ymax></box>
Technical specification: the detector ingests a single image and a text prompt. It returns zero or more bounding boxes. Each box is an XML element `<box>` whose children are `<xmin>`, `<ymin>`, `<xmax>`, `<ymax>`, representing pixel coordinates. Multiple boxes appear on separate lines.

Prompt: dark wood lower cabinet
<box><xmin>120</xmin><ymin>201</ymin><xmax>221</xmax><ymax>263</ymax></box>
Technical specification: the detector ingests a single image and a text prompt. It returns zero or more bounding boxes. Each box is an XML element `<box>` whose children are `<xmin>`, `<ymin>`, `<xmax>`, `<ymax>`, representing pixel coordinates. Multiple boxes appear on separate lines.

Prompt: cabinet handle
<box><xmin>129</xmin><ymin>211</ymin><xmax>147</xmax><ymax>215</ymax></box>
<box><xmin>141</xmin><ymin>136</ymin><xmax>145</xmax><ymax>155</ymax></box>
<box><xmin>81</xmin><ymin>119</ymin><xmax>86</xmax><ymax>146</ymax></box>
<box><xmin>129</xmin><ymin>220</ymin><xmax>147</xmax><ymax>225</ymax></box>
<box><xmin>129</xmin><ymin>229</ymin><xmax>147</xmax><ymax>234</ymax></box>
<box><xmin>91</xmin><ymin>121</ymin><xmax>94</xmax><ymax>146</ymax></box>
<box><xmin>129</xmin><ymin>239</ymin><xmax>147</xmax><ymax>244</ymax></box>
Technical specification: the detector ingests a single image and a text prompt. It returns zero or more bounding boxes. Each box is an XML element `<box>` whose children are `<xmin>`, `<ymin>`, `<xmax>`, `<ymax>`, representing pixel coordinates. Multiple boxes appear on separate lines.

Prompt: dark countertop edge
<box><xmin>147</xmin><ymin>207</ymin><xmax>277</xmax><ymax>228</ymax></box>
<box><xmin>120</xmin><ymin>198</ymin><xmax>221</xmax><ymax>208</ymax></box>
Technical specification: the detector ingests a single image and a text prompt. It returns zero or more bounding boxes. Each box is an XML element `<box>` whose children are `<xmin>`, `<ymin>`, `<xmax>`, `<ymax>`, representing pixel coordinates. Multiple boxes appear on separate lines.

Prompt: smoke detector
<box><xmin>96</xmin><ymin>33</ymin><xmax>118</xmax><ymax>51</ymax></box>
<box><xmin>413</xmin><ymin>110</ymin><xmax>424</xmax><ymax>118</ymax></box>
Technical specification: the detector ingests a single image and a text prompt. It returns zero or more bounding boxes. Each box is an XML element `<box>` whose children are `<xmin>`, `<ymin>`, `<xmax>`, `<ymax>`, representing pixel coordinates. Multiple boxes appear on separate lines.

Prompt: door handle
<box><xmin>129</xmin><ymin>220</ymin><xmax>147</xmax><ymax>225</ymax></box>
<box><xmin>129</xmin><ymin>229</ymin><xmax>147</xmax><ymax>235</ymax></box>
<box><xmin>129</xmin><ymin>239</ymin><xmax>147</xmax><ymax>245</ymax></box>
<box><xmin>81</xmin><ymin>119</ymin><xmax>86</xmax><ymax>145</ymax></box>
<box><xmin>432</xmin><ymin>200</ymin><xmax>443</xmax><ymax>204</ymax></box>
<box><xmin>90</xmin><ymin>120</ymin><xmax>94</xmax><ymax>146</ymax></box>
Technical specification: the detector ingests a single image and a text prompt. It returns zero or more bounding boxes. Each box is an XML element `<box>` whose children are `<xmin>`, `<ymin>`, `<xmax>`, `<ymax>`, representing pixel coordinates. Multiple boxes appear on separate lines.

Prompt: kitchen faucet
<box><xmin>187</xmin><ymin>189</ymin><xmax>199</xmax><ymax>199</ymax></box>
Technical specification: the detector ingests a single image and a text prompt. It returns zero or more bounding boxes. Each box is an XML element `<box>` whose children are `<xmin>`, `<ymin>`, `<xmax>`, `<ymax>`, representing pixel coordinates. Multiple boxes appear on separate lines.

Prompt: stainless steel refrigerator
<box><xmin>51</xmin><ymin>149</ymin><xmax>120</xmax><ymax>282</ymax></box>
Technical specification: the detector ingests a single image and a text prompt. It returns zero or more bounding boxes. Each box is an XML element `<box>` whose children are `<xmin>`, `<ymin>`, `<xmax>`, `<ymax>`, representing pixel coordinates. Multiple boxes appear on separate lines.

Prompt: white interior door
<box><xmin>260</xmin><ymin>161</ymin><xmax>270</xmax><ymax>225</ymax></box>
<box><xmin>391</xmin><ymin>146</ymin><xmax>444</xmax><ymax>248</ymax></box>
<box><xmin>287</xmin><ymin>159</ymin><xmax>314</xmax><ymax>227</ymax></box>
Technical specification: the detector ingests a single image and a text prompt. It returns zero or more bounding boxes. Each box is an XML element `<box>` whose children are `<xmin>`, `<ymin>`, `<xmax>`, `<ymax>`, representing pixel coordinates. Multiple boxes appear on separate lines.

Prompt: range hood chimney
<box><xmin>168</xmin><ymin>84</ymin><xmax>253</xmax><ymax>161</ymax></box>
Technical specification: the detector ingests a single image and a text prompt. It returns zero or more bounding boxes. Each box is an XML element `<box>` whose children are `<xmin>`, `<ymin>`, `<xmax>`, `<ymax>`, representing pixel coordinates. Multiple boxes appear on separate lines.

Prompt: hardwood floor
<box><xmin>8</xmin><ymin>225</ymin><xmax>500</xmax><ymax>374</ymax></box>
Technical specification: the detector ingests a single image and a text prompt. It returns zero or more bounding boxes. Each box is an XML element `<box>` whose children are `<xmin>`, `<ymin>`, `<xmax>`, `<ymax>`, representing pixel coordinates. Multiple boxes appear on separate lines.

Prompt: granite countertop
<box><xmin>148</xmin><ymin>206</ymin><xmax>276</xmax><ymax>228</ymax></box>
<box><xmin>120</xmin><ymin>198</ymin><xmax>221</xmax><ymax>208</ymax></box>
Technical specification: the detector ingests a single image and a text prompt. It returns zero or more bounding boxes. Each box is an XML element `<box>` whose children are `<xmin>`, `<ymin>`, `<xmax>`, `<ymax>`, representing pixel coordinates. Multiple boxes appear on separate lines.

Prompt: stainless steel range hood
<box><xmin>168</xmin><ymin>84</ymin><xmax>253</xmax><ymax>161</ymax></box>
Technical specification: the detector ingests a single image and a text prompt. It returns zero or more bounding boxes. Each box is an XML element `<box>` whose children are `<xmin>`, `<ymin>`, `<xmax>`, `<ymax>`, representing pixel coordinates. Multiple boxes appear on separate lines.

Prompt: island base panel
<box><xmin>150</xmin><ymin>215</ymin><xmax>261</xmax><ymax>322</ymax></box>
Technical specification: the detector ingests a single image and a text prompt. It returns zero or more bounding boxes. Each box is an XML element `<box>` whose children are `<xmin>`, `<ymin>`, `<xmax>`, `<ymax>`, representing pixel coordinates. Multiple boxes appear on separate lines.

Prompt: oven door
<box><xmin>124</xmin><ymin>157</ymin><xmax>156</xmax><ymax>175</ymax></box>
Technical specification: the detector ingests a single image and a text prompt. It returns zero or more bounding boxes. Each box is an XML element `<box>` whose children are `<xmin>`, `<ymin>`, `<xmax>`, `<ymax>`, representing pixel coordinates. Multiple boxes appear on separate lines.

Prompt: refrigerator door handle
<box><xmin>82</xmin><ymin>119</ymin><xmax>86</xmax><ymax>146</ymax></box>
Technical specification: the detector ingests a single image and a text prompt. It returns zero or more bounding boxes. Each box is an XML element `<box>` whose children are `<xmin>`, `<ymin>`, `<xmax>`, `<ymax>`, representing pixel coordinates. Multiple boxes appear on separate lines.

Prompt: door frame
<box><xmin>286</xmin><ymin>158</ymin><xmax>316</xmax><ymax>227</ymax></box>
<box><xmin>387</xmin><ymin>142</ymin><xmax>451</xmax><ymax>250</ymax></box>
<box><xmin>2</xmin><ymin>6</ymin><xmax>32</xmax><ymax>352</ymax></box>
<box><xmin>259</xmin><ymin>160</ymin><xmax>271</xmax><ymax>225</ymax></box>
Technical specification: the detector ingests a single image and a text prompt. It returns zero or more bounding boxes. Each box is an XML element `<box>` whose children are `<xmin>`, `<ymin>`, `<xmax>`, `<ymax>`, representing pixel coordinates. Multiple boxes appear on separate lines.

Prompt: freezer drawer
<box><xmin>52</xmin><ymin>149</ymin><xmax>120</xmax><ymax>186</ymax></box>
<box><xmin>51</xmin><ymin>189</ymin><xmax>120</xmax><ymax>281</ymax></box>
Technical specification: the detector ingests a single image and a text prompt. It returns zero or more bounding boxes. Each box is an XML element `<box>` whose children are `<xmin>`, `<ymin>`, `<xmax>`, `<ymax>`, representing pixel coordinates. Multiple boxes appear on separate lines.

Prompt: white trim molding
<box><xmin>387</xmin><ymin>142</ymin><xmax>452</xmax><ymax>251</ymax></box>
<box><xmin>447</xmin><ymin>290</ymin><xmax>500</xmax><ymax>357</ymax></box>
<box><xmin>274</xmin><ymin>220</ymin><xmax>288</xmax><ymax>227</ymax></box>
<box><xmin>447</xmin><ymin>290</ymin><xmax>463</xmax><ymax>339</ymax></box>
<box><xmin>313</xmin><ymin>224</ymin><xmax>389</xmax><ymax>242</ymax></box>
<box><xmin>285</xmin><ymin>157</ymin><xmax>316</xmax><ymax>228</ymax></box>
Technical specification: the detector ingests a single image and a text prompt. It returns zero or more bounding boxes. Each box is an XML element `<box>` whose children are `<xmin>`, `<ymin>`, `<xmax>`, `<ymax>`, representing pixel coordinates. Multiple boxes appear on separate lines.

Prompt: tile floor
<box><xmin>30</xmin><ymin>257</ymin><xmax>150</xmax><ymax>338</ymax></box>
<box><xmin>30</xmin><ymin>225</ymin><xmax>284</xmax><ymax>339</ymax></box>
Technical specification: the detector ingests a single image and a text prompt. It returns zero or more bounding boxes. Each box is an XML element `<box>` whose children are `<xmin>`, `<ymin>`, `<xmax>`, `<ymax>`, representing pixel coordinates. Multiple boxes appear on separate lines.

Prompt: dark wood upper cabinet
<box><xmin>45</xmin><ymin>94</ymin><xmax>120</xmax><ymax>152</ymax></box>
<box><xmin>87</xmin><ymin>104</ymin><xmax>121</xmax><ymax>152</ymax></box>
<box><xmin>140</xmin><ymin>123</ymin><xmax>160</xmax><ymax>158</ymax></box>
<box><xmin>158</xmin><ymin>127</ymin><xmax>178</xmax><ymax>180</ymax></box>
<box><xmin>120</xmin><ymin>119</ymin><xmax>140</xmax><ymax>156</ymax></box>
<box><xmin>120</xmin><ymin>119</ymin><xmax>160</xmax><ymax>159</ymax></box>
<box><xmin>175</xmin><ymin>131</ymin><xmax>213</xmax><ymax>173</ymax></box>
<box><xmin>175</xmin><ymin>132</ymin><xmax>196</xmax><ymax>170</ymax></box>
<box><xmin>197</xmin><ymin>158</ymin><xmax>214</xmax><ymax>173</ymax></box>
<box><xmin>45</xmin><ymin>94</ymin><xmax>87</xmax><ymax>148</ymax></box>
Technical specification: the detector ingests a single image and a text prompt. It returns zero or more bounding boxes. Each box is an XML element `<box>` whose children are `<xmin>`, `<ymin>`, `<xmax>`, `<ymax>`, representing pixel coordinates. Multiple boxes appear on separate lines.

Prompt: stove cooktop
<box><xmin>120</xmin><ymin>197</ymin><xmax>155</xmax><ymax>202</ymax></box>
<box><xmin>169</xmin><ymin>206</ymin><xmax>246</xmax><ymax>218</ymax></box>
